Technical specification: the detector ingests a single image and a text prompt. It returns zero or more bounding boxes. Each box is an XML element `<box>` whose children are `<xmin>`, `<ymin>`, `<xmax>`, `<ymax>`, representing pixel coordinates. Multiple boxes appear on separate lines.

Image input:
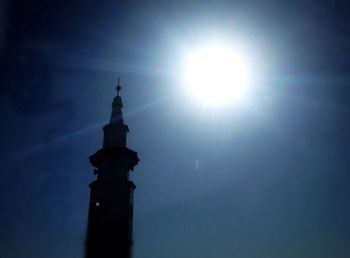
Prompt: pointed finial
<box><xmin>116</xmin><ymin>77</ymin><xmax>122</xmax><ymax>96</ymax></box>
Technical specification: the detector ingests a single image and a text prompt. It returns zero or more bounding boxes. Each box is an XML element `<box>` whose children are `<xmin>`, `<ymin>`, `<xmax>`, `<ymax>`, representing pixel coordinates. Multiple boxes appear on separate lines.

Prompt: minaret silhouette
<box><xmin>85</xmin><ymin>80</ymin><xmax>139</xmax><ymax>258</ymax></box>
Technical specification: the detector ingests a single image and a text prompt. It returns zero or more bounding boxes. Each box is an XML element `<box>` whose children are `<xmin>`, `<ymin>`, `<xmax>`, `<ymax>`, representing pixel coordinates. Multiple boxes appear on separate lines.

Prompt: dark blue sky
<box><xmin>0</xmin><ymin>1</ymin><xmax>350</xmax><ymax>257</ymax></box>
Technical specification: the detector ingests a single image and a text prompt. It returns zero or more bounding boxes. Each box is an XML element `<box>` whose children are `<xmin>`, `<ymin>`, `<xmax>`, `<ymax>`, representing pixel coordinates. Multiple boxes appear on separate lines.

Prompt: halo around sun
<box><xmin>184</xmin><ymin>43</ymin><xmax>251</xmax><ymax>107</ymax></box>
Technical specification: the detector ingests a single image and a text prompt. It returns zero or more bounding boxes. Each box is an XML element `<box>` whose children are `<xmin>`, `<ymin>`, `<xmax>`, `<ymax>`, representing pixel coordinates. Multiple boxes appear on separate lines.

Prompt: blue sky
<box><xmin>0</xmin><ymin>1</ymin><xmax>350</xmax><ymax>257</ymax></box>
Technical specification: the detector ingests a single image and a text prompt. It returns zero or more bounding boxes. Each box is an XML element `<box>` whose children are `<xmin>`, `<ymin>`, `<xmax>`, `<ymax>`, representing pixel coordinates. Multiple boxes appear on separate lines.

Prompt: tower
<box><xmin>86</xmin><ymin>80</ymin><xmax>139</xmax><ymax>258</ymax></box>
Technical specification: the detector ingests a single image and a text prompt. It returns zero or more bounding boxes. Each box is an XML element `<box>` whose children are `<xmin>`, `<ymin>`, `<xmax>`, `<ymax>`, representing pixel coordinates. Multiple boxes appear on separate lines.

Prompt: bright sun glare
<box><xmin>184</xmin><ymin>44</ymin><xmax>250</xmax><ymax>107</ymax></box>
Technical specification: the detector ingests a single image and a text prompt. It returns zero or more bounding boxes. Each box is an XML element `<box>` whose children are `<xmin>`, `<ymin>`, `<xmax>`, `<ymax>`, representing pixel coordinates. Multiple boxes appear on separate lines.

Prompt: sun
<box><xmin>184</xmin><ymin>44</ymin><xmax>250</xmax><ymax>107</ymax></box>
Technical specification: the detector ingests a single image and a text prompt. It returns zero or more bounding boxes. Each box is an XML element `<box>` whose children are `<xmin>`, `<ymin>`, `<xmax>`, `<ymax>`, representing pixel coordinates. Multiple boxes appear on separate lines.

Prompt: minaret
<box><xmin>86</xmin><ymin>79</ymin><xmax>139</xmax><ymax>258</ymax></box>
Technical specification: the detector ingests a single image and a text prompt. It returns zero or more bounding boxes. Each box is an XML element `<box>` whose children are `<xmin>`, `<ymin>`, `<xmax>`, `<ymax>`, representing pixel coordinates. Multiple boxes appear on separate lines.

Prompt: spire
<box><xmin>116</xmin><ymin>77</ymin><xmax>122</xmax><ymax>96</ymax></box>
<box><xmin>110</xmin><ymin>79</ymin><xmax>124</xmax><ymax>125</ymax></box>
<box><xmin>102</xmin><ymin>80</ymin><xmax>129</xmax><ymax>148</ymax></box>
